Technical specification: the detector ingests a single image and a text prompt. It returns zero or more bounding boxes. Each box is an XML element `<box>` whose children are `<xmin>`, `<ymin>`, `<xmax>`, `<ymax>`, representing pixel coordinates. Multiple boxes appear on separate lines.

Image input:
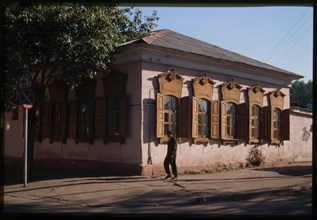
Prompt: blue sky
<box><xmin>135</xmin><ymin>6</ymin><xmax>313</xmax><ymax>82</ymax></box>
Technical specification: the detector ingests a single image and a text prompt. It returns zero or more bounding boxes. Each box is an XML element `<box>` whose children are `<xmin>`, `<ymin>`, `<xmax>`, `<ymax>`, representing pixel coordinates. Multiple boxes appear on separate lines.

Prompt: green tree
<box><xmin>290</xmin><ymin>79</ymin><xmax>312</xmax><ymax>106</ymax></box>
<box><xmin>4</xmin><ymin>3</ymin><xmax>158</xmax><ymax>110</ymax></box>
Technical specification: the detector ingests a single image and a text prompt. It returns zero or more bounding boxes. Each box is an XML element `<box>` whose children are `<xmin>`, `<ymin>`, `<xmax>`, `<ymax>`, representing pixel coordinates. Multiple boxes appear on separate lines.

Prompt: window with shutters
<box><xmin>197</xmin><ymin>99</ymin><xmax>210</xmax><ymax>138</ymax></box>
<box><xmin>226</xmin><ymin>102</ymin><xmax>237</xmax><ymax>138</ymax></box>
<box><xmin>273</xmin><ymin>108</ymin><xmax>281</xmax><ymax>140</ymax></box>
<box><xmin>77</xmin><ymin>101</ymin><xmax>94</xmax><ymax>139</ymax></box>
<box><xmin>44</xmin><ymin>79</ymin><xmax>69</xmax><ymax>143</ymax></box>
<box><xmin>247</xmin><ymin>85</ymin><xmax>265</xmax><ymax>144</ymax></box>
<box><xmin>163</xmin><ymin>95</ymin><xmax>177</xmax><ymax>136</ymax></box>
<box><xmin>52</xmin><ymin>103</ymin><xmax>65</xmax><ymax>138</ymax></box>
<box><xmin>190</xmin><ymin>74</ymin><xmax>217</xmax><ymax>144</ymax></box>
<box><xmin>69</xmin><ymin>78</ymin><xmax>96</xmax><ymax>144</ymax></box>
<box><xmin>220</xmin><ymin>80</ymin><xmax>242</xmax><ymax>144</ymax></box>
<box><xmin>262</xmin><ymin>90</ymin><xmax>290</xmax><ymax>145</ymax></box>
<box><xmin>251</xmin><ymin>105</ymin><xmax>260</xmax><ymax>139</ymax></box>
<box><xmin>156</xmin><ymin>69</ymin><xmax>184</xmax><ymax>143</ymax></box>
<box><xmin>107</xmin><ymin>96</ymin><xmax>120</xmax><ymax>137</ymax></box>
<box><xmin>102</xmin><ymin>70</ymin><xmax>127</xmax><ymax>144</ymax></box>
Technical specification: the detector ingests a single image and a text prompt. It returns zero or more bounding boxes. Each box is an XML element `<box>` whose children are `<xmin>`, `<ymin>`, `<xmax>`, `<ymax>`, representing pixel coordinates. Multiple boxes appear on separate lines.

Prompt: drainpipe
<box><xmin>147</xmin><ymin>88</ymin><xmax>154</xmax><ymax>165</ymax></box>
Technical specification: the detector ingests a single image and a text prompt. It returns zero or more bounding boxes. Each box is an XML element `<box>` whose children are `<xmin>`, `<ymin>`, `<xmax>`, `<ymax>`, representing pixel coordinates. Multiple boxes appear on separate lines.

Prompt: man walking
<box><xmin>163</xmin><ymin>130</ymin><xmax>178</xmax><ymax>180</ymax></box>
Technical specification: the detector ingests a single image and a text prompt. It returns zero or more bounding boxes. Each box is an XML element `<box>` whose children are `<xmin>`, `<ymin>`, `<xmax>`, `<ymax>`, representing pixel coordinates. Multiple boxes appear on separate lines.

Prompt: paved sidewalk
<box><xmin>2</xmin><ymin>162</ymin><xmax>312</xmax><ymax>216</ymax></box>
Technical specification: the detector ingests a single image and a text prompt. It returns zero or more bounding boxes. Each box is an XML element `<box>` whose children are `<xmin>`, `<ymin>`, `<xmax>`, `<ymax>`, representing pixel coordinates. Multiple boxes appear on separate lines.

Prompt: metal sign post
<box><xmin>20</xmin><ymin>86</ymin><xmax>34</xmax><ymax>187</ymax></box>
<box><xmin>24</xmin><ymin>108</ymin><xmax>28</xmax><ymax>187</ymax></box>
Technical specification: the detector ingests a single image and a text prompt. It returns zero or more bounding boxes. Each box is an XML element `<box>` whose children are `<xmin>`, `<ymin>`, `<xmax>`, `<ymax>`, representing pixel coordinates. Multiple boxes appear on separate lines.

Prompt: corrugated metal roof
<box><xmin>120</xmin><ymin>29</ymin><xmax>303</xmax><ymax>78</ymax></box>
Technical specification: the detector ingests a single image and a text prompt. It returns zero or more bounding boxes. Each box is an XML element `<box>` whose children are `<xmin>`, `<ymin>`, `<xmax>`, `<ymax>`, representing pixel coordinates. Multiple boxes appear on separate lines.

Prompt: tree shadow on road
<box><xmin>254</xmin><ymin>165</ymin><xmax>312</xmax><ymax>176</ymax></box>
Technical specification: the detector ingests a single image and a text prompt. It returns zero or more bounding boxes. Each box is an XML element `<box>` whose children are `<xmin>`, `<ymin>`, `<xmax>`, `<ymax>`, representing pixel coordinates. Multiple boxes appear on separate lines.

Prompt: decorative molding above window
<box><xmin>192</xmin><ymin>74</ymin><xmax>215</xmax><ymax>101</ymax></box>
<box><xmin>221</xmin><ymin>79</ymin><xmax>242</xmax><ymax>104</ymax></box>
<box><xmin>157</xmin><ymin>69</ymin><xmax>184</xmax><ymax>98</ymax></box>
<box><xmin>247</xmin><ymin>85</ymin><xmax>265</xmax><ymax>107</ymax></box>
<box><xmin>269</xmin><ymin>89</ymin><xmax>285</xmax><ymax>110</ymax></box>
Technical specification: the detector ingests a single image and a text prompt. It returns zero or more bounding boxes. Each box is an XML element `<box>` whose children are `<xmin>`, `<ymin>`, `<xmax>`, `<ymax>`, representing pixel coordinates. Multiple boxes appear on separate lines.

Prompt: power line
<box><xmin>274</xmin><ymin>19</ymin><xmax>313</xmax><ymax>66</ymax></box>
<box><xmin>263</xmin><ymin>8</ymin><xmax>310</xmax><ymax>62</ymax></box>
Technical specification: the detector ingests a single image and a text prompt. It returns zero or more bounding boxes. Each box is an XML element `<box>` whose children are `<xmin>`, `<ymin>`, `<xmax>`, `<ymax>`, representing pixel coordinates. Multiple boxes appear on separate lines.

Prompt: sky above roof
<box><xmin>131</xmin><ymin>6</ymin><xmax>313</xmax><ymax>82</ymax></box>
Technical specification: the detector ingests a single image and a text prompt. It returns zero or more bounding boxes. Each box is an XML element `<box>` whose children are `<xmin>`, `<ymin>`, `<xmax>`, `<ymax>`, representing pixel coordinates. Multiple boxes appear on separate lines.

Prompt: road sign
<box><xmin>20</xmin><ymin>87</ymin><xmax>35</xmax><ymax>109</ymax></box>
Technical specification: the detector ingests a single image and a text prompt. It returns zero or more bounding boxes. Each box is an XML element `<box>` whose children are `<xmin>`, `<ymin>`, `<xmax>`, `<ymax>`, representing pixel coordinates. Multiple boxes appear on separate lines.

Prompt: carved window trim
<box><xmin>220</xmin><ymin>80</ymin><xmax>242</xmax><ymax>145</ymax></box>
<box><xmin>191</xmin><ymin>74</ymin><xmax>218</xmax><ymax>144</ymax></box>
<box><xmin>156</xmin><ymin>69</ymin><xmax>183</xmax><ymax>144</ymax></box>
<box><xmin>265</xmin><ymin>89</ymin><xmax>290</xmax><ymax>145</ymax></box>
<box><xmin>247</xmin><ymin>85</ymin><xmax>265</xmax><ymax>145</ymax></box>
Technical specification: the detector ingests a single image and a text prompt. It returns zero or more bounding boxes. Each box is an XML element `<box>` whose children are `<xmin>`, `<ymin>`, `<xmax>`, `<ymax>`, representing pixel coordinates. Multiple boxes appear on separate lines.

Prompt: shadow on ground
<box><xmin>254</xmin><ymin>165</ymin><xmax>312</xmax><ymax>176</ymax></box>
<box><xmin>3</xmin><ymin>166</ymin><xmax>130</xmax><ymax>186</ymax></box>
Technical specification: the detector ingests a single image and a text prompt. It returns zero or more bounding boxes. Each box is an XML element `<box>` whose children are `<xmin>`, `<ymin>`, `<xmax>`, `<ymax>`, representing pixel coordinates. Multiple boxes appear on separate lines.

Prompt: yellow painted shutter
<box><xmin>211</xmin><ymin>100</ymin><xmax>219</xmax><ymax>139</ymax></box>
<box><xmin>156</xmin><ymin>93</ymin><xmax>164</xmax><ymax>138</ymax></box>
<box><xmin>282</xmin><ymin>108</ymin><xmax>290</xmax><ymax>141</ymax></box>
<box><xmin>220</xmin><ymin>101</ymin><xmax>227</xmax><ymax>139</ymax></box>
<box><xmin>192</xmin><ymin>97</ymin><xmax>198</xmax><ymax>138</ymax></box>
<box><xmin>178</xmin><ymin>96</ymin><xmax>190</xmax><ymax>138</ymax></box>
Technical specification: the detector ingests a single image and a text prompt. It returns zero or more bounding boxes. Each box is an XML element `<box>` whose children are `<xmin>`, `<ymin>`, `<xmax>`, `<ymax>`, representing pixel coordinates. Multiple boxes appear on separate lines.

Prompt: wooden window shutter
<box><xmin>192</xmin><ymin>96</ymin><xmax>198</xmax><ymax>138</ymax></box>
<box><xmin>261</xmin><ymin>106</ymin><xmax>271</xmax><ymax>140</ymax></box>
<box><xmin>178</xmin><ymin>96</ymin><xmax>190</xmax><ymax>138</ymax></box>
<box><xmin>119</xmin><ymin>94</ymin><xmax>127</xmax><ymax>143</ymax></box>
<box><xmin>282</xmin><ymin>108</ymin><xmax>290</xmax><ymax>141</ymax></box>
<box><xmin>60</xmin><ymin>103</ymin><xmax>68</xmax><ymax>143</ymax></box>
<box><xmin>68</xmin><ymin>100</ymin><xmax>77</xmax><ymax>138</ymax></box>
<box><xmin>220</xmin><ymin>101</ymin><xmax>227</xmax><ymax>139</ymax></box>
<box><xmin>95</xmin><ymin>98</ymin><xmax>105</xmax><ymax>139</ymax></box>
<box><xmin>211</xmin><ymin>100</ymin><xmax>219</xmax><ymax>139</ymax></box>
<box><xmin>156</xmin><ymin>93</ymin><xmax>164</xmax><ymax>138</ymax></box>
<box><xmin>41</xmin><ymin>102</ymin><xmax>51</xmax><ymax>138</ymax></box>
<box><xmin>238</xmin><ymin>103</ymin><xmax>247</xmax><ymax>139</ymax></box>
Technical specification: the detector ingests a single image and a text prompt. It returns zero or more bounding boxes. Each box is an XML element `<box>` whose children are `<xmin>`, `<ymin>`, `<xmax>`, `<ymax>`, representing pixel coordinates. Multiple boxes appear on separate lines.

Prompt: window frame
<box><xmin>102</xmin><ymin>70</ymin><xmax>127</xmax><ymax>144</ymax></box>
<box><xmin>220</xmin><ymin>80</ymin><xmax>242</xmax><ymax>145</ymax></box>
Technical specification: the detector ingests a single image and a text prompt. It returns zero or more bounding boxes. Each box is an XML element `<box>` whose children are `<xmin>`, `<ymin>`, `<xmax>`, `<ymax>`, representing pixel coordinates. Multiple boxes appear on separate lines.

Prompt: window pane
<box><xmin>198</xmin><ymin>125</ymin><xmax>202</xmax><ymax>136</ymax></box>
<box><xmin>164</xmin><ymin>97</ymin><xmax>170</xmax><ymax>110</ymax></box>
<box><xmin>198</xmin><ymin>114</ymin><xmax>202</xmax><ymax>124</ymax></box>
<box><xmin>78</xmin><ymin>102</ymin><xmax>91</xmax><ymax>136</ymax></box>
<box><xmin>171</xmin><ymin>112</ymin><xmax>176</xmax><ymax>123</ymax></box>
<box><xmin>203</xmin><ymin>113</ymin><xmax>208</xmax><ymax>123</ymax></box>
<box><xmin>52</xmin><ymin>103</ymin><xmax>62</xmax><ymax>136</ymax></box>
<box><xmin>171</xmin><ymin>97</ymin><xmax>177</xmax><ymax>111</ymax></box>
<box><xmin>164</xmin><ymin>113</ymin><xmax>169</xmax><ymax>122</ymax></box>
<box><xmin>203</xmin><ymin>125</ymin><xmax>208</xmax><ymax>136</ymax></box>
<box><xmin>107</xmin><ymin>97</ymin><xmax>121</xmax><ymax>137</ymax></box>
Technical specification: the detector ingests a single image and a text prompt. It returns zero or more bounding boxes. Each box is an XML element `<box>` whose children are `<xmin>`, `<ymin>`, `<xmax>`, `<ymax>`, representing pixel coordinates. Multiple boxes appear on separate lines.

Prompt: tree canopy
<box><xmin>290</xmin><ymin>79</ymin><xmax>312</xmax><ymax>106</ymax></box>
<box><xmin>4</xmin><ymin>3</ymin><xmax>158</xmax><ymax>110</ymax></box>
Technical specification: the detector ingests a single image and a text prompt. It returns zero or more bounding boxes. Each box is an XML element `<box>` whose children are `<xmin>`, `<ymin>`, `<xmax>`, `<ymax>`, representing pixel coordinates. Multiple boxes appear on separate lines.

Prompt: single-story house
<box><xmin>4</xmin><ymin>29</ymin><xmax>312</xmax><ymax>175</ymax></box>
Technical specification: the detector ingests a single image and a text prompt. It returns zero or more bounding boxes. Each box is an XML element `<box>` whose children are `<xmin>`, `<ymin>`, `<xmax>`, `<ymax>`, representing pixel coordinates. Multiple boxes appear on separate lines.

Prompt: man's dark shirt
<box><xmin>167</xmin><ymin>136</ymin><xmax>177</xmax><ymax>156</ymax></box>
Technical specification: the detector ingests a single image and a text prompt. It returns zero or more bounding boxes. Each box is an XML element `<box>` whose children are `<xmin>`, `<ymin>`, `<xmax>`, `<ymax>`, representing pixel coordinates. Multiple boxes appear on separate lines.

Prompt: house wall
<box><xmin>4</xmin><ymin>61</ymin><xmax>144</xmax><ymax>174</ymax></box>
<box><xmin>4</xmin><ymin>45</ymin><xmax>312</xmax><ymax>176</ymax></box>
<box><xmin>139</xmin><ymin>60</ymin><xmax>311</xmax><ymax>176</ymax></box>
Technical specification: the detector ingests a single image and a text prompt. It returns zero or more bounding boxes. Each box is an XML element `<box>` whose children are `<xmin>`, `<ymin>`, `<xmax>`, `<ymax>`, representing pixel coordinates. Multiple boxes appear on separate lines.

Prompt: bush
<box><xmin>246</xmin><ymin>146</ymin><xmax>265</xmax><ymax>167</ymax></box>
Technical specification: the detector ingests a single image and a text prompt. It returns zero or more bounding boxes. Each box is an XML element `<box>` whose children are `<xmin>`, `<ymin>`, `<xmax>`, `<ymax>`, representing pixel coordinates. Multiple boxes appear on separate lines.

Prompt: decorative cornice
<box><xmin>271</xmin><ymin>89</ymin><xmax>286</xmax><ymax>97</ymax></box>
<box><xmin>192</xmin><ymin>74</ymin><xmax>215</xmax><ymax>86</ymax></box>
<box><xmin>223</xmin><ymin>79</ymin><xmax>242</xmax><ymax>90</ymax></box>
<box><xmin>158</xmin><ymin>68</ymin><xmax>184</xmax><ymax>82</ymax></box>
